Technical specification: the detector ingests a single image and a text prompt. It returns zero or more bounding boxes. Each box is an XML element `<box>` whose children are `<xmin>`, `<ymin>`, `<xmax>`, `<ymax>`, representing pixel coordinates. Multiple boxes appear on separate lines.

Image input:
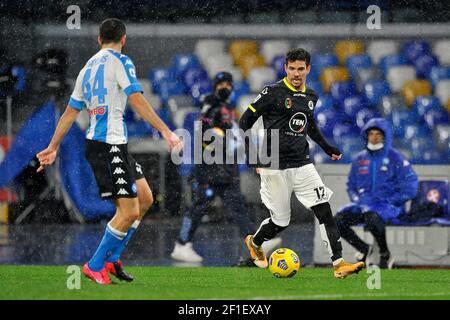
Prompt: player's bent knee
<box><xmin>311</xmin><ymin>202</ymin><xmax>333</xmax><ymax>223</ymax></box>
<box><xmin>127</xmin><ymin>209</ymin><xmax>140</xmax><ymax>222</ymax></box>
<box><xmin>271</xmin><ymin>216</ymin><xmax>290</xmax><ymax>228</ymax></box>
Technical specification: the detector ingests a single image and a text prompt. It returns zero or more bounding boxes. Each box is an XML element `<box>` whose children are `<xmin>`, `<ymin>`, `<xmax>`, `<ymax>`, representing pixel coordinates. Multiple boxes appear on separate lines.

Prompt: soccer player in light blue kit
<box><xmin>37</xmin><ymin>19</ymin><xmax>183</xmax><ymax>284</ymax></box>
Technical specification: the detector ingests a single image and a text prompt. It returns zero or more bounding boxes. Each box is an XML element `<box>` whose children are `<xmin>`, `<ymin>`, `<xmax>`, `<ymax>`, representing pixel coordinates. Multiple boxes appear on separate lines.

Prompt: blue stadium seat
<box><xmin>378</xmin><ymin>94</ymin><xmax>408</xmax><ymax>117</ymax></box>
<box><xmin>342</xmin><ymin>95</ymin><xmax>367</xmax><ymax>120</ymax></box>
<box><xmin>402</xmin><ymin>125</ymin><xmax>432</xmax><ymax>143</ymax></box>
<box><xmin>315</xmin><ymin>109</ymin><xmax>343</xmax><ymax>139</ymax></box>
<box><xmin>314</xmin><ymin>94</ymin><xmax>334</xmax><ymax>114</ymax></box>
<box><xmin>346</xmin><ymin>54</ymin><xmax>372</xmax><ymax>79</ymax></box>
<box><xmin>159</xmin><ymin>79</ymin><xmax>187</xmax><ymax>104</ymax></box>
<box><xmin>332</xmin><ymin>123</ymin><xmax>360</xmax><ymax>145</ymax></box>
<box><xmin>412</xmin><ymin>96</ymin><xmax>441</xmax><ymax>118</ymax></box>
<box><xmin>171</xmin><ymin>54</ymin><xmax>201</xmax><ymax>78</ymax></box>
<box><xmin>157</xmin><ymin>108</ymin><xmax>176</xmax><ymax>131</ymax></box>
<box><xmin>408</xmin><ymin>137</ymin><xmax>435</xmax><ymax>164</ymax></box>
<box><xmin>183</xmin><ymin>67</ymin><xmax>209</xmax><ymax>90</ymax></box>
<box><xmin>401</xmin><ymin>40</ymin><xmax>431</xmax><ymax>64</ymax></box>
<box><xmin>309</xmin><ymin>54</ymin><xmax>339</xmax><ymax>81</ymax></box>
<box><xmin>424</xmin><ymin>109</ymin><xmax>450</xmax><ymax>129</ymax></box>
<box><xmin>230</xmin><ymin>80</ymin><xmax>250</xmax><ymax>108</ymax></box>
<box><xmin>355</xmin><ymin>108</ymin><xmax>382</xmax><ymax>130</ymax></box>
<box><xmin>148</xmin><ymin>68</ymin><xmax>172</xmax><ymax>94</ymax></box>
<box><xmin>379</xmin><ymin>54</ymin><xmax>408</xmax><ymax>76</ymax></box>
<box><xmin>330</xmin><ymin>81</ymin><xmax>357</xmax><ymax>106</ymax></box>
<box><xmin>271</xmin><ymin>55</ymin><xmax>286</xmax><ymax>79</ymax></box>
<box><xmin>355</xmin><ymin>67</ymin><xmax>382</xmax><ymax>92</ymax></box>
<box><xmin>190</xmin><ymin>79</ymin><xmax>213</xmax><ymax>106</ymax></box>
<box><xmin>306</xmin><ymin>79</ymin><xmax>324</xmax><ymax>96</ymax></box>
<box><xmin>362</xmin><ymin>79</ymin><xmax>391</xmax><ymax>107</ymax></box>
<box><xmin>340</xmin><ymin>137</ymin><xmax>365</xmax><ymax>162</ymax></box>
<box><xmin>429</xmin><ymin>66</ymin><xmax>450</xmax><ymax>88</ymax></box>
<box><xmin>414</xmin><ymin>54</ymin><xmax>439</xmax><ymax>79</ymax></box>
<box><xmin>389</xmin><ymin>109</ymin><xmax>418</xmax><ymax>138</ymax></box>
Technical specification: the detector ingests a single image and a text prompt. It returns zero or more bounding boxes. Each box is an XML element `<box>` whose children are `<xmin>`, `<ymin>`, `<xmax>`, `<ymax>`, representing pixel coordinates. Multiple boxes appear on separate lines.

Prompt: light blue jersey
<box><xmin>68</xmin><ymin>48</ymin><xmax>143</xmax><ymax>144</ymax></box>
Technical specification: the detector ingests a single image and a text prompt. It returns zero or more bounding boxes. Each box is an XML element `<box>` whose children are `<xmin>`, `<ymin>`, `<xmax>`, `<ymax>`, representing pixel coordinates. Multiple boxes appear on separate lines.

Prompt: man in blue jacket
<box><xmin>336</xmin><ymin>118</ymin><xmax>418</xmax><ymax>269</ymax></box>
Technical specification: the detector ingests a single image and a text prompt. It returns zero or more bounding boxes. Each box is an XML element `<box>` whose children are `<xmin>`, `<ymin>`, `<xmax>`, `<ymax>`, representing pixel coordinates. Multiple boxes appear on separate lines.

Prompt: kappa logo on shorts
<box><xmin>109</xmin><ymin>146</ymin><xmax>120</xmax><ymax>153</ymax></box>
<box><xmin>111</xmin><ymin>156</ymin><xmax>123</xmax><ymax>164</ymax></box>
<box><xmin>113</xmin><ymin>167</ymin><xmax>125</xmax><ymax>175</ymax></box>
<box><xmin>115</xmin><ymin>178</ymin><xmax>127</xmax><ymax>185</ymax></box>
<box><xmin>117</xmin><ymin>188</ymin><xmax>129</xmax><ymax>196</ymax></box>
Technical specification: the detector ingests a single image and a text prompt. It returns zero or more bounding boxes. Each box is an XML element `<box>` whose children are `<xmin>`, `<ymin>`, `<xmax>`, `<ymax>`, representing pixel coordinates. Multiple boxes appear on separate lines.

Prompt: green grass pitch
<box><xmin>0</xmin><ymin>265</ymin><xmax>449</xmax><ymax>300</ymax></box>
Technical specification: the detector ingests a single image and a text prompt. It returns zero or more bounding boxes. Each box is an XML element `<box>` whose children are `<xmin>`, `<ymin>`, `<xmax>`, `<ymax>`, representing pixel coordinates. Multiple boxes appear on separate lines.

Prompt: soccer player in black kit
<box><xmin>239</xmin><ymin>48</ymin><xmax>364</xmax><ymax>279</ymax></box>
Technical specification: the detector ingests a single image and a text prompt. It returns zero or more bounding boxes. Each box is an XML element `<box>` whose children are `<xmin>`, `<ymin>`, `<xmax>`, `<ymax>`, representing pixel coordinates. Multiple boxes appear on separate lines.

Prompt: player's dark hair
<box><xmin>285</xmin><ymin>48</ymin><xmax>311</xmax><ymax>66</ymax></box>
<box><xmin>99</xmin><ymin>18</ymin><xmax>126</xmax><ymax>44</ymax></box>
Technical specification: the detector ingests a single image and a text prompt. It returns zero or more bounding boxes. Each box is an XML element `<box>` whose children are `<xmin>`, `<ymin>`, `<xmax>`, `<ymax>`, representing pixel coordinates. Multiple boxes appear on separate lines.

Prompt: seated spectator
<box><xmin>336</xmin><ymin>118</ymin><xmax>419</xmax><ymax>269</ymax></box>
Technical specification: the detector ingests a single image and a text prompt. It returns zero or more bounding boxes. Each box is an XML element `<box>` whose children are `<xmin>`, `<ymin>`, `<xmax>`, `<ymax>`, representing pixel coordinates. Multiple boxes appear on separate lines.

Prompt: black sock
<box><xmin>312</xmin><ymin>202</ymin><xmax>343</xmax><ymax>262</ymax></box>
<box><xmin>253</xmin><ymin>217</ymin><xmax>287</xmax><ymax>247</ymax></box>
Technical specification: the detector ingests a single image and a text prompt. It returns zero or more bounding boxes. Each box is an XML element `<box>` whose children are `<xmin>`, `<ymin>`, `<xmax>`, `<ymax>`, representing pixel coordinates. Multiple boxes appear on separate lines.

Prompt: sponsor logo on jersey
<box><xmin>116</xmin><ymin>178</ymin><xmax>127</xmax><ymax>185</ymax></box>
<box><xmin>293</xmin><ymin>93</ymin><xmax>306</xmax><ymax>97</ymax></box>
<box><xmin>288</xmin><ymin>112</ymin><xmax>307</xmax><ymax>133</ymax></box>
<box><xmin>308</xmin><ymin>100</ymin><xmax>314</xmax><ymax>110</ymax></box>
<box><xmin>358</xmin><ymin>159</ymin><xmax>370</xmax><ymax>166</ymax></box>
<box><xmin>111</xmin><ymin>156</ymin><xmax>123</xmax><ymax>164</ymax></box>
<box><xmin>109</xmin><ymin>146</ymin><xmax>120</xmax><ymax>153</ymax></box>
<box><xmin>117</xmin><ymin>188</ymin><xmax>129</xmax><ymax>196</ymax></box>
<box><xmin>88</xmin><ymin>107</ymin><xmax>106</xmax><ymax>117</ymax></box>
<box><xmin>113</xmin><ymin>167</ymin><xmax>125</xmax><ymax>175</ymax></box>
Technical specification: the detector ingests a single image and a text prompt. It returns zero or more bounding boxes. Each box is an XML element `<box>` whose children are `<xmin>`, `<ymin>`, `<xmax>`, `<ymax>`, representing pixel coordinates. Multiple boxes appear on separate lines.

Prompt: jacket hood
<box><xmin>362</xmin><ymin>117</ymin><xmax>392</xmax><ymax>151</ymax></box>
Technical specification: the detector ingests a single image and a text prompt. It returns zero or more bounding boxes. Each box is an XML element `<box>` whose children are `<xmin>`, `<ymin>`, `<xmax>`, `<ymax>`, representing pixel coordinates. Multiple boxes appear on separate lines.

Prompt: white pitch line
<box><xmin>250</xmin><ymin>292</ymin><xmax>450</xmax><ymax>300</ymax></box>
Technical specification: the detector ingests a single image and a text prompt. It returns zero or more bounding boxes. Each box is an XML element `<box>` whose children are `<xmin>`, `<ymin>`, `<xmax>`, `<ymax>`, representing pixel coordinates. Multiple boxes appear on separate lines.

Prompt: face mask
<box><xmin>216</xmin><ymin>88</ymin><xmax>231</xmax><ymax>101</ymax></box>
<box><xmin>367</xmin><ymin>142</ymin><xmax>384</xmax><ymax>151</ymax></box>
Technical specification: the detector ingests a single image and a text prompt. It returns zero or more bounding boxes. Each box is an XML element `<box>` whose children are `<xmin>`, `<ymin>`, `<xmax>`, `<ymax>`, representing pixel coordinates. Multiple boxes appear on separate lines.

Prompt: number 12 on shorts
<box><xmin>314</xmin><ymin>186</ymin><xmax>326</xmax><ymax>201</ymax></box>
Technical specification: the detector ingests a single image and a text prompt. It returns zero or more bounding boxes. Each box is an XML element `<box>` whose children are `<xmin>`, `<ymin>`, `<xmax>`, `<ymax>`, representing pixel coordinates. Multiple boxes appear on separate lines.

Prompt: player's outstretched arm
<box><xmin>36</xmin><ymin>106</ymin><xmax>80</xmax><ymax>172</ymax></box>
<box><xmin>128</xmin><ymin>92</ymin><xmax>183</xmax><ymax>151</ymax></box>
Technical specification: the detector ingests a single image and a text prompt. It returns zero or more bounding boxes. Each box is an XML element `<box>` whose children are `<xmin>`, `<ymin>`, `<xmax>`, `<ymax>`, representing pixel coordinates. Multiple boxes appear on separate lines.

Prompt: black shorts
<box><xmin>85</xmin><ymin>139</ymin><xmax>145</xmax><ymax>199</ymax></box>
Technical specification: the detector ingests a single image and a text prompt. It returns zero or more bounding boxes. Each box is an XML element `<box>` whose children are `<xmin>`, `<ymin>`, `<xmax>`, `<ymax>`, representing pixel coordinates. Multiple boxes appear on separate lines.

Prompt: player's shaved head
<box><xmin>99</xmin><ymin>18</ymin><xmax>126</xmax><ymax>44</ymax></box>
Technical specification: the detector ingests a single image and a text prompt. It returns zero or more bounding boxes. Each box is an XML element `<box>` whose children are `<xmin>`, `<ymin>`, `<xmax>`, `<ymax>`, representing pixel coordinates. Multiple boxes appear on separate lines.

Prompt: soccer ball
<box><xmin>269</xmin><ymin>248</ymin><xmax>300</xmax><ymax>278</ymax></box>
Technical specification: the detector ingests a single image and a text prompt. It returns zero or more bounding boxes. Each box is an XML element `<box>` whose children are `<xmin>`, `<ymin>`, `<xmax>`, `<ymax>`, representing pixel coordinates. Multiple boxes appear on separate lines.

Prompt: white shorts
<box><xmin>259</xmin><ymin>164</ymin><xmax>333</xmax><ymax>227</ymax></box>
